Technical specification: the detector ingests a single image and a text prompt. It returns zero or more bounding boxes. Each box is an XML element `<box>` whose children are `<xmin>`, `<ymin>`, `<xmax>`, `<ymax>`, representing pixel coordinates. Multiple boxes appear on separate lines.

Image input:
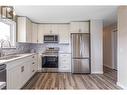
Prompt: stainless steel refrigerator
<box><xmin>71</xmin><ymin>33</ymin><xmax>90</xmax><ymax>73</ymax></box>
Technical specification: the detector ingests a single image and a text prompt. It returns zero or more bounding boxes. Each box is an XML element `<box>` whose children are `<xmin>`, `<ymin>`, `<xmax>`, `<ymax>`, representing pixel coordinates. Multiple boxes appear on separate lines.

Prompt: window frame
<box><xmin>0</xmin><ymin>19</ymin><xmax>16</xmax><ymax>48</ymax></box>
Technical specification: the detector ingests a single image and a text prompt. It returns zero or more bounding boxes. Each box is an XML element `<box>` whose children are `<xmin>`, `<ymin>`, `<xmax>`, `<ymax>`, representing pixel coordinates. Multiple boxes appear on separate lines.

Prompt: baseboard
<box><xmin>103</xmin><ymin>64</ymin><xmax>113</xmax><ymax>69</ymax></box>
<box><xmin>117</xmin><ymin>82</ymin><xmax>127</xmax><ymax>89</ymax></box>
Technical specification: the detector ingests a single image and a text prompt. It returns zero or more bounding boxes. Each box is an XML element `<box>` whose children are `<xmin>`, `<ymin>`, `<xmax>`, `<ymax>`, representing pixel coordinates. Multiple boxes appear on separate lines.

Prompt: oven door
<box><xmin>42</xmin><ymin>56</ymin><xmax>58</xmax><ymax>68</ymax></box>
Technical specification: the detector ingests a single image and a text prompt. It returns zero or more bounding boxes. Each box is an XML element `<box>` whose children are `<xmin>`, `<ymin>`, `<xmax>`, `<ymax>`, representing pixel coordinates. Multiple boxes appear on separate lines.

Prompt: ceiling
<box><xmin>14</xmin><ymin>6</ymin><xmax>118</xmax><ymax>27</ymax></box>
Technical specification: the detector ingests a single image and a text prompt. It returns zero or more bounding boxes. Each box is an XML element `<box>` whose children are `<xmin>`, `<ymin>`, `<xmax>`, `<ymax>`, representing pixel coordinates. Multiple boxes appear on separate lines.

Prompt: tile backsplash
<box><xmin>1</xmin><ymin>42</ymin><xmax>31</xmax><ymax>55</ymax></box>
<box><xmin>16</xmin><ymin>42</ymin><xmax>31</xmax><ymax>53</ymax></box>
<box><xmin>1</xmin><ymin>42</ymin><xmax>71</xmax><ymax>55</ymax></box>
<box><xmin>30</xmin><ymin>43</ymin><xmax>71</xmax><ymax>53</ymax></box>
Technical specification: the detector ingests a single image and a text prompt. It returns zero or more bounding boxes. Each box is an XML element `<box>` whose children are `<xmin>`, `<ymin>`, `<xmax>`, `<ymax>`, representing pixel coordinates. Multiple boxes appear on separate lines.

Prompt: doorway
<box><xmin>103</xmin><ymin>25</ymin><xmax>117</xmax><ymax>84</ymax></box>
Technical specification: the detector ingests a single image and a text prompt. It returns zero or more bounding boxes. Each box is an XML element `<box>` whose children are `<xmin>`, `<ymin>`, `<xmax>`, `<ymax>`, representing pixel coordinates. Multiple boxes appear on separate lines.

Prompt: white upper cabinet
<box><xmin>51</xmin><ymin>24</ymin><xmax>59</xmax><ymax>34</ymax></box>
<box><xmin>38</xmin><ymin>24</ymin><xmax>59</xmax><ymax>43</ymax></box>
<box><xmin>43</xmin><ymin>24</ymin><xmax>51</xmax><ymax>34</ymax></box>
<box><xmin>58</xmin><ymin>24</ymin><xmax>70</xmax><ymax>44</ymax></box>
<box><xmin>17</xmin><ymin>17</ymin><xmax>32</xmax><ymax>43</ymax></box>
<box><xmin>79</xmin><ymin>22</ymin><xmax>89</xmax><ymax>33</ymax></box>
<box><xmin>26</xmin><ymin>18</ymin><xmax>32</xmax><ymax>42</ymax></box>
<box><xmin>70</xmin><ymin>21</ymin><xmax>89</xmax><ymax>33</ymax></box>
<box><xmin>31</xmin><ymin>23</ymin><xmax>38</xmax><ymax>43</ymax></box>
<box><xmin>37</xmin><ymin>22</ymin><xmax>89</xmax><ymax>44</ymax></box>
<box><xmin>37</xmin><ymin>24</ymin><xmax>45</xmax><ymax>43</ymax></box>
<box><xmin>70</xmin><ymin>22</ymin><xmax>79</xmax><ymax>33</ymax></box>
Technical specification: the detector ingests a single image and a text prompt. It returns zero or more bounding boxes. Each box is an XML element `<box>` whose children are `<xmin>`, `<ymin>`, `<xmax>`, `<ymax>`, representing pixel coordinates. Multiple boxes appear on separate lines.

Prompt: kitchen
<box><xmin>0</xmin><ymin>6</ymin><xmax>120</xmax><ymax>89</ymax></box>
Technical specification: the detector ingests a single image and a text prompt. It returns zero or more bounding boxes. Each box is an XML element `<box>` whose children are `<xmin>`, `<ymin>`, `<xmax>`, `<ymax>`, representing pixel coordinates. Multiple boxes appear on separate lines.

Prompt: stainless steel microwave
<box><xmin>44</xmin><ymin>35</ymin><xmax>58</xmax><ymax>43</ymax></box>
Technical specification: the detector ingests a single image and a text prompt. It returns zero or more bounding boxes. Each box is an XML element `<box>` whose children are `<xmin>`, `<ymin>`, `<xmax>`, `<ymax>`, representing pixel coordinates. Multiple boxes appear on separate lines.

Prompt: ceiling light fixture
<box><xmin>1</xmin><ymin>6</ymin><xmax>16</xmax><ymax>21</ymax></box>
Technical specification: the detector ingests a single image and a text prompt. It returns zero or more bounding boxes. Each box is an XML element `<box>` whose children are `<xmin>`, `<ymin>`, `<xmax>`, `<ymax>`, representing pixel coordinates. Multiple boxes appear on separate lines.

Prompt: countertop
<box><xmin>0</xmin><ymin>53</ymin><xmax>36</xmax><ymax>65</ymax></box>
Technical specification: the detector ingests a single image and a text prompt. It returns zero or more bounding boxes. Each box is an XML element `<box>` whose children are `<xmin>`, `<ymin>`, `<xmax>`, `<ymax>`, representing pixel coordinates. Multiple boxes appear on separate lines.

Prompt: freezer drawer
<box><xmin>72</xmin><ymin>59</ymin><xmax>90</xmax><ymax>73</ymax></box>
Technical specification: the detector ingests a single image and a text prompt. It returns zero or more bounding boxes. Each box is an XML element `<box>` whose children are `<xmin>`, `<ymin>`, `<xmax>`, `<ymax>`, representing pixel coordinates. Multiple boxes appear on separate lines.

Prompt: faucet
<box><xmin>0</xmin><ymin>39</ymin><xmax>11</xmax><ymax>57</ymax></box>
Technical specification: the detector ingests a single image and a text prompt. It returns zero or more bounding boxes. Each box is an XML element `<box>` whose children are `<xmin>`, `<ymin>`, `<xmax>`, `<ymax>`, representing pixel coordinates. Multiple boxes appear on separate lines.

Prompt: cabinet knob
<box><xmin>32</xmin><ymin>56</ymin><xmax>34</xmax><ymax>58</ymax></box>
<box><xmin>32</xmin><ymin>62</ymin><xmax>35</xmax><ymax>64</ymax></box>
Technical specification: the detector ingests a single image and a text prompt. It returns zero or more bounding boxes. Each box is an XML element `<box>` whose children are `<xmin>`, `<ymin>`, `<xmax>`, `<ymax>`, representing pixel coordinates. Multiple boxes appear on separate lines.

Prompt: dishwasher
<box><xmin>0</xmin><ymin>64</ymin><xmax>6</xmax><ymax>89</ymax></box>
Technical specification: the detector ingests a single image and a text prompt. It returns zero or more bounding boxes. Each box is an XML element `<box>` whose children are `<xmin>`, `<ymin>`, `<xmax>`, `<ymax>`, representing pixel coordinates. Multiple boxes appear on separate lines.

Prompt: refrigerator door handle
<box><xmin>81</xmin><ymin>34</ymin><xmax>83</xmax><ymax>57</ymax></box>
<box><xmin>80</xmin><ymin>34</ymin><xmax>82</xmax><ymax>57</ymax></box>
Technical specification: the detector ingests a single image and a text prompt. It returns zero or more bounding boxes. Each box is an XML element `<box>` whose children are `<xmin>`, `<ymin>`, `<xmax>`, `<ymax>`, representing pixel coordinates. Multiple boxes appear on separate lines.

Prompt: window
<box><xmin>0</xmin><ymin>19</ymin><xmax>16</xmax><ymax>48</ymax></box>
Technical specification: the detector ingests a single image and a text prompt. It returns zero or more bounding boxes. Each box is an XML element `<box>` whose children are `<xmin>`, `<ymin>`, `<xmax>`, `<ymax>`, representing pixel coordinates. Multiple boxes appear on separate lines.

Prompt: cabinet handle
<box><xmin>62</xmin><ymin>55</ymin><xmax>67</xmax><ymax>56</ymax></box>
<box><xmin>32</xmin><ymin>62</ymin><xmax>35</xmax><ymax>64</ymax></box>
<box><xmin>21</xmin><ymin>66</ymin><xmax>24</xmax><ymax>72</ymax></box>
<box><xmin>79</xmin><ymin>29</ymin><xmax>81</xmax><ymax>32</ymax></box>
<box><xmin>32</xmin><ymin>70</ymin><xmax>35</xmax><ymax>72</ymax></box>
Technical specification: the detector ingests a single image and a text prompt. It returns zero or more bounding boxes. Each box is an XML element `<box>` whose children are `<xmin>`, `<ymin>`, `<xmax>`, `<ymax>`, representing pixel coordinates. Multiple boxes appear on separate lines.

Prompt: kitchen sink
<box><xmin>0</xmin><ymin>55</ymin><xmax>20</xmax><ymax>60</ymax></box>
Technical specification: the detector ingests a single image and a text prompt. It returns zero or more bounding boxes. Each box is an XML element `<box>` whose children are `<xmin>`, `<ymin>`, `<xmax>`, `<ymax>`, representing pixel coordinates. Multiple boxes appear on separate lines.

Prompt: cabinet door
<box><xmin>17</xmin><ymin>17</ymin><xmax>32</xmax><ymax>43</ymax></box>
<box><xmin>29</xmin><ymin>61</ymin><xmax>36</xmax><ymax>77</ymax></box>
<box><xmin>59</xmin><ymin>24</ymin><xmax>70</xmax><ymax>43</ymax></box>
<box><xmin>79</xmin><ymin>22</ymin><xmax>89</xmax><ymax>33</ymax></box>
<box><xmin>38</xmin><ymin>24</ymin><xmax>45</xmax><ymax>43</ymax></box>
<box><xmin>26</xmin><ymin>18</ymin><xmax>32</xmax><ymax>42</ymax></box>
<box><xmin>32</xmin><ymin>23</ymin><xmax>38</xmax><ymax>43</ymax></box>
<box><xmin>7</xmin><ymin>65</ymin><xmax>22</xmax><ymax>89</ymax></box>
<box><xmin>70</xmin><ymin>22</ymin><xmax>80</xmax><ymax>33</ymax></box>
<box><xmin>51</xmin><ymin>24</ymin><xmax>58</xmax><ymax>34</ymax></box>
<box><xmin>33</xmin><ymin>54</ymin><xmax>38</xmax><ymax>72</ymax></box>
<box><xmin>44</xmin><ymin>24</ymin><xmax>52</xmax><ymax>34</ymax></box>
<box><xmin>70</xmin><ymin>22</ymin><xmax>89</xmax><ymax>33</ymax></box>
<box><xmin>37</xmin><ymin>54</ymin><xmax>42</xmax><ymax>70</ymax></box>
<box><xmin>17</xmin><ymin>17</ymin><xmax>26</xmax><ymax>42</ymax></box>
<box><xmin>21</xmin><ymin>62</ymin><xmax>30</xmax><ymax>85</ymax></box>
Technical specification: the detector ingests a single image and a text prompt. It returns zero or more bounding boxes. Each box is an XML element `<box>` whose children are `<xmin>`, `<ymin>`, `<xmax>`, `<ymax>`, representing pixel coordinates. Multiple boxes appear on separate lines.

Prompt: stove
<box><xmin>41</xmin><ymin>47</ymin><xmax>59</xmax><ymax>72</ymax></box>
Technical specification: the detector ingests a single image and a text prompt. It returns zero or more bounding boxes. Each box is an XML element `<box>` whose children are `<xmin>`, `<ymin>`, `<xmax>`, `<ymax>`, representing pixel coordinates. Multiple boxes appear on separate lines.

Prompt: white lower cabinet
<box><xmin>7</xmin><ymin>64</ymin><xmax>22</xmax><ymax>89</ymax></box>
<box><xmin>59</xmin><ymin>53</ymin><xmax>71</xmax><ymax>72</ymax></box>
<box><xmin>7</xmin><ymin>54</ymin><xmax>37</xmax><ymax>89</ymax></box>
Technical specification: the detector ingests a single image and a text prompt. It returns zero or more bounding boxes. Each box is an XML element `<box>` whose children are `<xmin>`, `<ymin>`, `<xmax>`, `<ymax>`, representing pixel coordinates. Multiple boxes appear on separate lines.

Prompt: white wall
<box><xmin>90</xmin><ymin>20</ymin><xmax>103</xmax><ymax>74</ymax></box>
<box><xmin>103</xmin><ymin>24</ymin><xmax>117</xmax><ymax>69</ymax></box>
<box><xmin>112</xmin><ymin>30</ymin><xmax>117</xmax><ymax>70</ymax></box>
<box><xmin>117</xmin><ymin>6</ymin><xmax>127</xmax><ymax>89</ymax></box>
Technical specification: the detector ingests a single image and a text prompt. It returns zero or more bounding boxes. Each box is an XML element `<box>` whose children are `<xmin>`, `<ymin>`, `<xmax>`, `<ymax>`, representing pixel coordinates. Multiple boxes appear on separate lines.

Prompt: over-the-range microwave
<box><xmin>44</xmin><ymin>35</ymin><xmax>58</xmax><ymax>43</ymax></box>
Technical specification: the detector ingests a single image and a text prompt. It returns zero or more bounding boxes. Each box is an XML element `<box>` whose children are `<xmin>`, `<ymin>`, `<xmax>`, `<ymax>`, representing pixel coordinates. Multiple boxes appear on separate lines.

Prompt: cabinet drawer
<box><xmin>60</xmin><ymin>59</ymin><xmax>68</xmax><ymax>62</ymax></box>
<box><xmin>59</xmin><ymin>61</ymin><xmax>70</xmax><ymax>68</ymax></box>
<box><xmin>59</xmin><ymin>65</ymin><xmax>68</xmax><ymax>68</ymax></box>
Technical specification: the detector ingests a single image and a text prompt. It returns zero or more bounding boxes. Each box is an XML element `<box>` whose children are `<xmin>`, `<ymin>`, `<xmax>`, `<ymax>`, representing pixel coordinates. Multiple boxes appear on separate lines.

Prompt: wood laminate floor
<box><xmin>23</xmin><ymin>67</ymin><xmax>121</xmax><ymax>90</ymax></box>
<box><xmin>103</xmin><ymin>66</ymin><xmax>117</xmax><ymax>84</ymax></box>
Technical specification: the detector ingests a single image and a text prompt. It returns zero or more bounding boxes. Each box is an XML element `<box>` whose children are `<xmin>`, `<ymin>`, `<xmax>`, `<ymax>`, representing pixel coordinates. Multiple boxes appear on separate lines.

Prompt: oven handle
<box><xmin>0</xmin><ymin>68</ymin><xmax>6</xmax><ymax>72</ymax></box>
